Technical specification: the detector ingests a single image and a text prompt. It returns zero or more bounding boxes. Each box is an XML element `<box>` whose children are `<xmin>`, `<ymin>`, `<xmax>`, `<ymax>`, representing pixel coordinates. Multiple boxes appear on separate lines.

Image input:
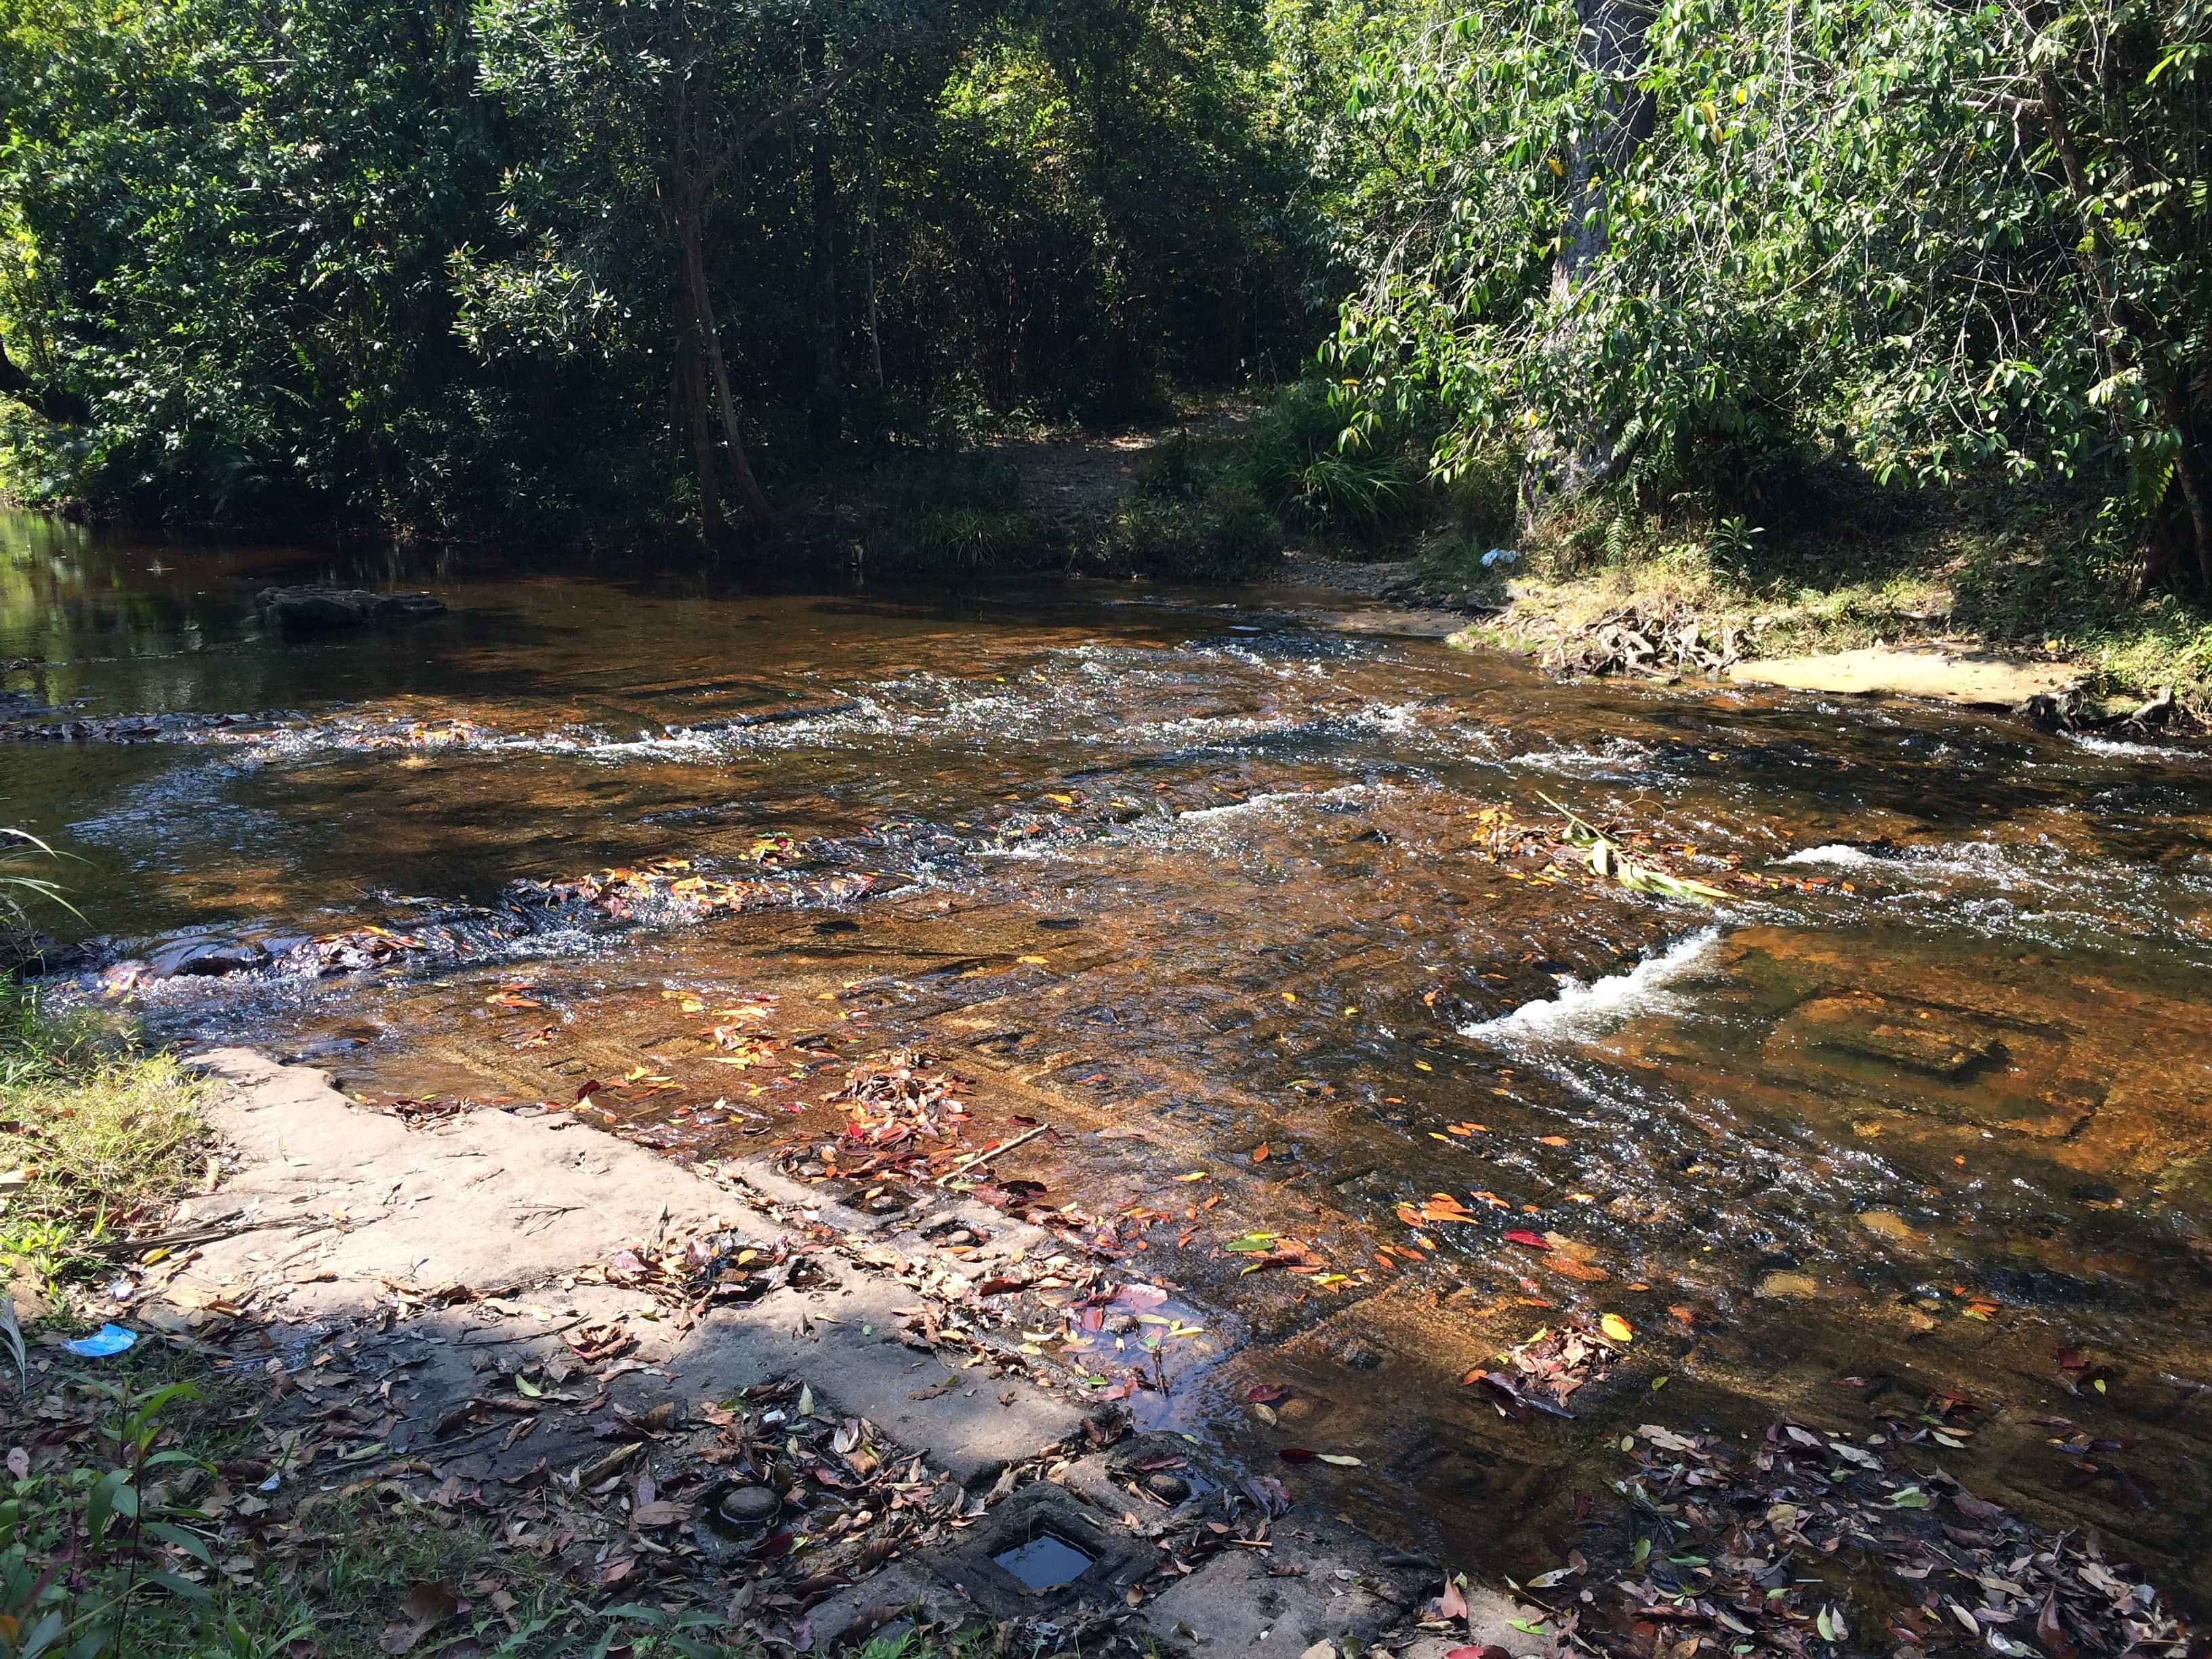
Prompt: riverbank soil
<box><xmin>5</xmin><ymin>509</ymin><xmax>2211</xmax><ymax>1654</ymax></box>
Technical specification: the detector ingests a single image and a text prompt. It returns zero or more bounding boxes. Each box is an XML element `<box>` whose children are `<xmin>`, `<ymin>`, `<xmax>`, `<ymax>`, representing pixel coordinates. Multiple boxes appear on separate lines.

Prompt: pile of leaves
<box><xmin>1464</xmin><ymin>1320</ymin><xmax>1622</xmax><ymax>1420</ymax></box>
<box><xmin>516</xmin><ymin>859</ymin><xmax>873</xmax><ymax>924</ymax></box>
<box><xmin>587</xmin><ymin>1227</ymin><xmax>834</xmax><ymax>1334</ymax></box>
<box><xmin>1549</xmin><ymin>1418</ymin><xmax>2194</xmax><ymax>1659</ymax></box>
<box><xmin>0</xmin><ymin>1326</ymin><xmax>986</xmax><ymax>1657</ymax></box>
<box><xmin>298</xmin><ymin>925</ymin><xmax>431</xmax><ymax>975</ymax></box>
<box><xmin>777</xmin><ymin>1050</ymin><xmax>972</xmax><ymax>1185</ymax></box>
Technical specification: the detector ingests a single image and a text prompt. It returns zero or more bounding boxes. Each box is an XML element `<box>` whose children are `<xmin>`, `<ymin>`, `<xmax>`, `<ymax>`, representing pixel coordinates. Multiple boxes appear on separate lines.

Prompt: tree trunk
<box><xmin>676</xmin><ymin>206</ymin><xmax>774</xmax><ymax>532</ymax></box>
<box><xmin>677</xmin><ymin>312</ymin><xmax>722</xmax><ymax>538</ymax></box>
<box><xmin>2036</xmin><ymin>68</ymin><xmax>2209</xmax><ymax>589</ymax></box>
<box><xmin>864</xmin><ymin>123</ymin><xmax>885</xmax><ymax>390</ymax></box>
<box><xmin>1521</xmin><ymin>0</ymin><xmax>1657</xmax><ymax>527</ymax></box>
<box><xmin>807</xmin><ymin>30</ymin><xmax>841</xmax><ymax>445</ymax></box>
<box><xmin>2173</xmin><ymin>445</ymin><xmax>2212</xmax><ymax>592</ymax></box>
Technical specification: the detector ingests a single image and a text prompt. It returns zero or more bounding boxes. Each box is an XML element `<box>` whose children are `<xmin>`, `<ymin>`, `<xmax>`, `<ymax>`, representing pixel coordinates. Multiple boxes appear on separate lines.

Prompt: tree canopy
<box><xmin>2</xmin><ymin>0</ymin><xmax>2209</xmax><ymax>590</ymax></box>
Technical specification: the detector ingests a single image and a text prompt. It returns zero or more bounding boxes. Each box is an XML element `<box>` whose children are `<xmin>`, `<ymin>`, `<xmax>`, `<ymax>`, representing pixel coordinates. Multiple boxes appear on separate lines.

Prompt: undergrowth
<box><xmin>0</xmin><ymin>982</ymin><xmax>210</xmax><ymax>1309</ymax></box>
<box><xmin>1422</xmin><ymin>476</ymin><xmax>2212</xmax><ymax>710</ymax></box>
<box><xmin>0</xmin><ymin>1348</ymin><xmax>984</xmax><ymax>1659</ymax></box>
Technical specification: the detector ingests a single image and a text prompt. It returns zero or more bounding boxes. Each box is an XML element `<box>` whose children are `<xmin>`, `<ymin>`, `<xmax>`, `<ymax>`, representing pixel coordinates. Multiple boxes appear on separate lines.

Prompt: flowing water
<box><xmin>6</xmin><ymin>508</ymin><xmax>2212</xmax><ymax>1607</ymax></box>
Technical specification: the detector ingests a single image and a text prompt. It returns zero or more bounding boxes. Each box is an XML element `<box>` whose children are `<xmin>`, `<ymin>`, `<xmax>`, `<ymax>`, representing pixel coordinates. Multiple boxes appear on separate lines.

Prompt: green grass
<box><xmin>0</xmin><ymin>982</ymin><xmax>211</xmax><ymax>1306</ymax></box>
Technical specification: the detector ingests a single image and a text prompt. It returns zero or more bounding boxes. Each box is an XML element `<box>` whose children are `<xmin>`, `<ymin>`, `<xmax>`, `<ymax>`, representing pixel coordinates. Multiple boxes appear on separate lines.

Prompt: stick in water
<box><xmin>935</xmin><ymin>1124</ymin><xmax>1050</xmax><ymax>1187</ymax></box>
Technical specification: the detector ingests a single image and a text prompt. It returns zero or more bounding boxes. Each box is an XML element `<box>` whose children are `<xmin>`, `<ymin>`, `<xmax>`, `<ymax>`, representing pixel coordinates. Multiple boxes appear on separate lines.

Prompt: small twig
<box><xmin>455</xmin><ymin>1315</ymin><xmax>590</xmax><ymax>1348</ymax></box>
<box><xmin>933</xmin><ymin>1123</ymin><xmax>1050</xmax><ymax>1187</ymax></box>
<box><xmin>94</xmin><ymin>1216</ymin><xmax>329</xmax><ymax>1258</ymax></box>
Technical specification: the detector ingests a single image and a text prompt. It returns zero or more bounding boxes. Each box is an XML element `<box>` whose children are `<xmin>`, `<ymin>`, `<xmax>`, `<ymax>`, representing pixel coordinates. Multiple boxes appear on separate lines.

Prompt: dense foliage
<box><xmin>3</xmin><ymin>0</ymin><xmax>2210</xmax><ymax>596</ymax></box>
<box><xmin>1324</xmin><ymin>0</ymin><xmax>2212</xmax><ymax>586</ymax></box>
<box><xmin>0</xmin><ymin>0</ymin><xmax>1323</xmax><ymax>537</ymax></box>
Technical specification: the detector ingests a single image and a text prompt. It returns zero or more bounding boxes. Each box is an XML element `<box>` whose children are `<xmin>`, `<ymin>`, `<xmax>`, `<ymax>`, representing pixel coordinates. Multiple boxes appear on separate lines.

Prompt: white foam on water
<box><xmin>2062</xmin><ymin>731</ymin><xmax>2204</xmax><ymax>763</ymax></box>
<box><xmin>1462</xmin><ymin>928</ymin><xmax>1721</xmax><ymax>1044</ymax></box>
<box><xmin>1778</xmin><ymin>844</ymin><xmax>1881</xmax><ymax>868</ymax></box>
<box><xmin>1175</xmin><ymin>783</ymin><xmax>1375</xmax><ymax>825</ymax></box>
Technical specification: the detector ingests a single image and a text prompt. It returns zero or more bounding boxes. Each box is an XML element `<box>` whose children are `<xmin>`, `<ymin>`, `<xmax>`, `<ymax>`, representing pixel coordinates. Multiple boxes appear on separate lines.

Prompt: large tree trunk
<box><xmin>1521</xmin><ymin>0</ymin><xmax>1657</xmax><ymax>528</ymax></box>
<box><xmin>676</xmin><ymin>206</ymin><xmax>774</xmax><ymax>533</ymax></box>
<box><xmin>807</xmin><ymin>30</ymin><xmax>842</xmax><ymax>445</ymax></box>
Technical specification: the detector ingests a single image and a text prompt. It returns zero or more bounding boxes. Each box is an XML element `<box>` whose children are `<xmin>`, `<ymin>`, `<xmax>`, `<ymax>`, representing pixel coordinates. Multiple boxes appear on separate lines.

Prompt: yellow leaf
<box><xmin>1018</xmin><ymin>955</ymin><xmax>1048</xmax><ymax>965</ymax></box>
<box><xmin>1600</xmin><ymin>1313</ymin><xmax>1634</xmax><ymax>1344</ymax></box>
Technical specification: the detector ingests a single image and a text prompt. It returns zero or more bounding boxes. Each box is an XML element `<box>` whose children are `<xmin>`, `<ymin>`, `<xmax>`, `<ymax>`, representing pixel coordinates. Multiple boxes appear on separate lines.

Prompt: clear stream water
<box><xmin>5</xmin><ymin>508</ymin><xmax>2211</xmax><ymax>1605</ymax></box>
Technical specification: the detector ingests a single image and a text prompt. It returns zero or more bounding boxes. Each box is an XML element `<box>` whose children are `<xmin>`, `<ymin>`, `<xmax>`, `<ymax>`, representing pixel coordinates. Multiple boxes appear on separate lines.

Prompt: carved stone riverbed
<box><xmin>5</xmin><ymin>508</ymin><xmax>2211</xmax><ymax>1616</ymax></box>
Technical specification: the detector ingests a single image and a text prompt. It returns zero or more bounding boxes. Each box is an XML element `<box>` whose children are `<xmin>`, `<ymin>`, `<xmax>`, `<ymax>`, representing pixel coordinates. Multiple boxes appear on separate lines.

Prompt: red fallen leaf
<box><xmin>1439</xmin><ymin>1577</ymin><xmax>1469</xmax><ymax>1619</ymax></box>
<box><xmin>977</xmin><ymin>1277</ymin><xmax>1027</xmax><ymax>1296</ymax></box>
<box><xmin>1012</xmin><ymin>1114</ymin><xmax>1040</xmax><ymax>1126</ymax></box>
<box><xmin>1244</xmin><ymin>1383</ymin><xmax>1292</xmax><ymax>1406</ymax></box>
<box><xmin>573</xmin><ymin>1078</ymin><xmax>610</xmax><ymax>1102</ymax></box>
<box><xmin>2056</xmin><ymin>1347</ymin><xmax>2087</xmax><ymax>1370</ymax></box>
<box><xmin>1278</xmin><ymin>1447</ymin><xmax>1319</xmax><ymax>1465</ymax></box>
<box><xmin>1503</xmin><ymin>1229</ymin><xmax>1552</xmax><ymax>1251</ymax></box>
<box><xmin>1115</xmin><ymin>1282</ymin><xmax>1168</xmax><ymax>1309</ymax></box>
<box><xmin>1252</xmin><ymin>1143</ymin><xmax>1271</xmax><ymax>1163</ymax></box>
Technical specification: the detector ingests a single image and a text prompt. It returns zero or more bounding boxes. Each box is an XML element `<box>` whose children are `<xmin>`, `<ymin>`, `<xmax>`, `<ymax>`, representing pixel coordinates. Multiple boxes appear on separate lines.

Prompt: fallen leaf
<box><xmin>1599</xmin><ymin>1313</ymin><xmax>1634</xmax><ymax>1344</ymax></box>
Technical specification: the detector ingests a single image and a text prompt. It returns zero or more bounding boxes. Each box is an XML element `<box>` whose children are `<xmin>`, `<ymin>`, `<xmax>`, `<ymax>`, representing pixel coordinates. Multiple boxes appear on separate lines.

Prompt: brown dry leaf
<box><xmin>379</xmin><ymin>1581</ymin><xmax>461</xmax><ymax>1654</ymax></box>
<box><xmin>1252</xmin><ymin>1143</ymin><xmax>1271</xmax><ymax>1164</ymax></box>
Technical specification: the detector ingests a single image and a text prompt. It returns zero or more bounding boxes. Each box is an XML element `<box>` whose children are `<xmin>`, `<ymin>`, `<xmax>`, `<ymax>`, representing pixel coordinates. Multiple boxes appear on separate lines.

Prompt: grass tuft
<box><xmin>0</xmin><ymin>983</ymin><xmax>211</xmax><ymax>1303</ymax></box>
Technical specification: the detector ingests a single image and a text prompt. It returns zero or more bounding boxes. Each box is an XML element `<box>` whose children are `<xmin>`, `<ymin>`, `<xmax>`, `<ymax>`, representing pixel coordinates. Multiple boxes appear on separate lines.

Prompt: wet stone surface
<box><xmin>7</xmin><ymin>508</ymin><xmax>2212</xmax><ymax>1618</ymax></box>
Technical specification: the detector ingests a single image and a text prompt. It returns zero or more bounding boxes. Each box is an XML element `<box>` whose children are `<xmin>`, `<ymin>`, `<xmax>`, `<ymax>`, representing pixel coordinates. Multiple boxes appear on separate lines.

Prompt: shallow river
<box><xmin>5</xmin><ymin>508</ymin><xmax>2211</xmax><ymax>1609</ymax></box>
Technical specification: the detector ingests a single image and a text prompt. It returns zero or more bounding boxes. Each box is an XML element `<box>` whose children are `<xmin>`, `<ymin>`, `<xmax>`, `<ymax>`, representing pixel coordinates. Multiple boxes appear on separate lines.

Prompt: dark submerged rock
<box><xmin>148</xmin><ymin>937</ymin><xmax>268</xmax><ymax>978</ymax></box>
<box><xmin>253</xmin><ymin>586</ymin><xmax>446</xmax><ymax>632</ymax></box>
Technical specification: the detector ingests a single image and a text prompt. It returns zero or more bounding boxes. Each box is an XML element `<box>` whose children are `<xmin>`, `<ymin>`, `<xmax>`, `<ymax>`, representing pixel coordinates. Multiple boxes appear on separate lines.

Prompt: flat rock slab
<box><xmin>180</xmin><ymin>1048</ymin><xmax>743</xmax><ymax>1311</ymax></box>
<box><xmin>1139</xmin><ymin>1509</ymin><xmax>1429</xmax><ymax>1651</ymax></box>
<box><xmin>1727</xmin><ymin>644</ymin><xmax>2080</xmax><ymax>708</ymax></box>
<box><xmin>170</xmin><ymin>1049</ymin><xmax>1086</xmax><ymax>1484</ymax></box>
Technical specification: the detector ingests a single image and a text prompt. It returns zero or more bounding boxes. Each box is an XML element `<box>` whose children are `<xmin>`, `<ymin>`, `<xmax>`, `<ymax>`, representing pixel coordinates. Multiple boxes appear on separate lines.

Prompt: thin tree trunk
<box><xmin>677</xmin><ymin>207</ymin><xmax>774</xmax><ymax>531</ymax></box>
<box><xmin>865</xmin><ymin>123</ymin><xmax>884</xmax><ymax>390</ymax></box>
<box><xmin>677</xmin><ymin>312</ymin><xmax>722</xmax><ymax>538</ymax></box>
<box><xmin>2173</xmin><ymin>445</ymin><xmax>2212</xmax><ymax>591</ymax></box>
<box><xmin>807</xmin><ymin>30</ymin><xmax>841</xmax><ymax>444</ymax></box>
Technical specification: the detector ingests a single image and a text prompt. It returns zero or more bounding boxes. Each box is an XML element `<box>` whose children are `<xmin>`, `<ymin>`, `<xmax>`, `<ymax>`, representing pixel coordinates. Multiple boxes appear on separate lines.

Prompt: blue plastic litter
<box><xmin>62</xmin><ymin>1323</ymin><xmax>138</xmax><ymax>1358</ymax></box>
<box><xmin>1479</xmin><ymin>547</ymin><xmax>1520</xmax><ymax>568</ymax></box>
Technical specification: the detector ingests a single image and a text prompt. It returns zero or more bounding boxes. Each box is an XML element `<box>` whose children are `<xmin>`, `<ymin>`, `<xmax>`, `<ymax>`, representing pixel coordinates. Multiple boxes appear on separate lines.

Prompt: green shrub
<box><xmin>1134</xmin><ymin>432</ymin><xmax>1208</xmax><ymax>501</ymax></box>
<box><xmin>1240</xmin><ymin>382</ymin><xmax>1425</xmax><ymax>544</ymax></box>
<box><xmin>1114</xmin><ymin>474</ymin><xmax>1282</xmax><ymax>579</ymax></box>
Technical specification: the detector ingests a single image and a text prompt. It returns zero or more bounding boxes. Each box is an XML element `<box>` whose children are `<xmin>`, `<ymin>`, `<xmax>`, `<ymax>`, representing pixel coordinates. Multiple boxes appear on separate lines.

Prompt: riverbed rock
<box><xmin>1755</xmin><ymin>1270</ymin><xmax>1821</xmax><ymax>1299</ymax></box>
<box><xmin>147</xmin><ymin>936</ymin><xmax>268</xmax><ymax>978</ymax></box>
<box><xmin>253</xmin><ymin>585</ymin><xmax>446</xmax><ymax>632</ymax></box>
